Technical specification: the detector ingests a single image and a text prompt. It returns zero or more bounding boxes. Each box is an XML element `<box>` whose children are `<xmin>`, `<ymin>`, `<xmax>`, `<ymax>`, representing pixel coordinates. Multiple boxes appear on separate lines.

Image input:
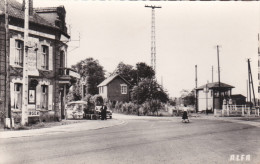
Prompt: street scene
<box><xmin>1</xmin><ymin>114</ymin><xmax>260</xmax><ymax>164</ymax></box>
<box><xmin>0</xmin><ymin>0</ymin><xmax>260</xmax><ymax>163</ymax></box>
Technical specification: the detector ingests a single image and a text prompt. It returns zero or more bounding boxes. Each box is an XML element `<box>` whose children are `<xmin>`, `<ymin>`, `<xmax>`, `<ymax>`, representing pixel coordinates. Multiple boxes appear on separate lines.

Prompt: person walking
<box><xmin>101</xmin><ymin>103</ymin><xmax>107</xmax><ymax>120</ymax></box>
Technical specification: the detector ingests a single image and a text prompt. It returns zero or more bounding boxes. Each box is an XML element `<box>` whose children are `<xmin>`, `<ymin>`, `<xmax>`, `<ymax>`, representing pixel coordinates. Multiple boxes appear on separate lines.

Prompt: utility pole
<box><xmin>195</xmin><ymin>65</ymin><xmax>198</xmax><ymax>112</ymax></box>
<box><xmin>247</xmin><ymin>59</ymin><xmax>256</xmax><ymax>111</ymax></box>
<box><xmin>247</xmin><ymin>79</ymin><xmax>248</xmax><ymax>102</ymax></box>
<box><xmin>21</xmin><ymin>0</ymin><xmax>29</xmax><ymax>126</ymax></box>
<box><xmin>212</xmin><ymin>66</ymin><xmax>214</xmax><ymax>83</ymax></box>
<box><xmin>4</xmin><ymin>0</ymin><xmax>12</xmax><ymax>128</ymax></box>
<box><xmin>145</xmin><ymin>5</ymin><xmax>161</xmax><ymax>75</ymax></box>
<box><xmin>216</xmin><ymin>45</ymin><xmax>221</xmax><ymax>109</ymax></box>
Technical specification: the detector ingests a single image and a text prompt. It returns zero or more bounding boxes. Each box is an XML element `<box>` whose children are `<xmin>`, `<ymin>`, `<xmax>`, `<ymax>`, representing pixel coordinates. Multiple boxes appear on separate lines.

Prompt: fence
<box><xmin>214</xmin><ymin>104</ymin><xmax>260</xmax><ymax>117</ymax></box>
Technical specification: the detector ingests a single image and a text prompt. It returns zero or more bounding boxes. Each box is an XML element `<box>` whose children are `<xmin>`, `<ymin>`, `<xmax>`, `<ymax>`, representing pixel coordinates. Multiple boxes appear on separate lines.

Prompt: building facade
<box><xmin>98</xmin><ymin>74</ymin><xmax>131</xmax><ymax>103</ymax></box>
<box><xmin>195</xmin><ymin>82</ymin><xmax>234</xmax><ymax>112</ymax></box>
<box><xmin>0</xmin><ymin>0</ymin><xmax>79</xmax><ymax>126</ymax></box>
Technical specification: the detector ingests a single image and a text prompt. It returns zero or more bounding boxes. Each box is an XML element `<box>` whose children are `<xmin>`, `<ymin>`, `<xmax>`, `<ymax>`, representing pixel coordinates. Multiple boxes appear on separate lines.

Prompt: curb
<box><xmin>0</xmin><ymin>119</ymin><xmax>125</xmax><ymax>139</ymax></box>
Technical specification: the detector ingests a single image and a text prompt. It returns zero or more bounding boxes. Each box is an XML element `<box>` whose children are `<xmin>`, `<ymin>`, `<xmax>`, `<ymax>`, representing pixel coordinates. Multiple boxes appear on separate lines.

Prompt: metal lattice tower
<box><xmin>145</xmin><ymin>5</ymin><xmax>161</xmax><ymax>74</ymax></box>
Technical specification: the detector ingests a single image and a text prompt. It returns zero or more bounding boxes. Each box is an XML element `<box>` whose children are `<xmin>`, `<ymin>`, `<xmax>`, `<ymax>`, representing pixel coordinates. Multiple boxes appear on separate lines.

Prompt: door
<box><xmin>60</xmin><ymin>86</ymin><xmax>65</xmax><ymax>119</ymax></box>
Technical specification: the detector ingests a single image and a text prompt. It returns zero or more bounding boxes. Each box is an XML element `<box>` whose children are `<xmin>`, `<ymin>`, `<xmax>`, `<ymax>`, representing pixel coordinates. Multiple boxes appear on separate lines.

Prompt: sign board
<box><xmin>28</xmin><ymin>110</ymin><xmax>40</xmax><ymax>117</ymax></box>
<box><xmin>28</xmin><ymin>48</ymin><xmax>39</xmax><ymax>76</ymax></box>
<box><xmin>28</xmin><ymin>89</ymin><xmax>36</xmax><ymax>104</ymax></box>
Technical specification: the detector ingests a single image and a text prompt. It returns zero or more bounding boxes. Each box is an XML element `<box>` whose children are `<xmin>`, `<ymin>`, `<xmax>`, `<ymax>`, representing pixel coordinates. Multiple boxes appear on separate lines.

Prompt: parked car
<box><xmin>95</xmin><ymin>106</ymin><xmax>113</xmax><ymax>119</ymax></box>
<box><xmin>65</xmin><ymin>101</ymin><xmax>88</xmax><ymax>119</ymax></box>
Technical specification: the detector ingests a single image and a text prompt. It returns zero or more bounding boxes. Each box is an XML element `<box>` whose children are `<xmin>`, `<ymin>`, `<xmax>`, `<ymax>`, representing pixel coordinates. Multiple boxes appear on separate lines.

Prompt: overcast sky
<box><xmin>33</xmin><ymin>0</ymin><xmax>260</xmax><ymax>98</ymax></box>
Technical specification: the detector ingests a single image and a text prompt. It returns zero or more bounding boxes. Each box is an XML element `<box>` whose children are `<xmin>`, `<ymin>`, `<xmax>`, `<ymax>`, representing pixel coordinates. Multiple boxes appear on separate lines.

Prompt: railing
<box><xmin>58</xmin><ymin>68</ymin><xmax>80</xmax><ymax>79</ymax></box>
<box><xmin>214</xmin><ymin>104</ymin><xmax>260</xmax><ymax>117</ymax></box>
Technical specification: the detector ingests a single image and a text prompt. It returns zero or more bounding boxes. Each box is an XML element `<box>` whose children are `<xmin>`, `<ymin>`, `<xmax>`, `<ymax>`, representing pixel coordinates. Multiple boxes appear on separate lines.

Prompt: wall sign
<box><xmin>28</xmin><ymin>89</ymin><xmax>36</xmax><ymax>104</ymax></box>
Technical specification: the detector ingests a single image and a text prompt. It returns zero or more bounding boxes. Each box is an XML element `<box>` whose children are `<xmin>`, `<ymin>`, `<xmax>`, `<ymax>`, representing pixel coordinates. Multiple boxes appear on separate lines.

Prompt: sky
<box><xmin>32</xmin><ymin>0</ymin><xmax>260</xmax><ymax>98</ymax></box>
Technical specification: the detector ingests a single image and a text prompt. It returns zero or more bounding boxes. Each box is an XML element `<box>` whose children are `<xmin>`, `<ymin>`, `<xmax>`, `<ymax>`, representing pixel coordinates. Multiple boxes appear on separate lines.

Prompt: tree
<box><xmin>131</xmin><ymin>78</ymin><xmax>169</xmax><ymax>104</ymax></box>
<box><xmin>136</xmin><ymin>62</ymin><xmax>155</xmax><ymax>80</ymax></box>
<box><xmin>111</xmin><ymin>62</ymin><xmax>155</xmax><ymax>86</ymax></box>
<box><xmin>72</xmin><ymin>58</ymin><xmax>105</xmax><ymax>95</ymax></box>
<box><xmin>113</xmin><ymin>62</ymin><xmax>136</xmax><ymax>85</ymax></box>
<box><xmin>180</xmin><ymin>89</ymin><xmax>195</xmax><ymax>106</ymax></box>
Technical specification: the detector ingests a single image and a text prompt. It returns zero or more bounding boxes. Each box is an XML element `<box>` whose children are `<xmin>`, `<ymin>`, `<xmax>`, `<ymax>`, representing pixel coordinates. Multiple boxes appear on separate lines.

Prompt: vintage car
<box><xmin>95</xmin><ymin>106</ymin><xmax>113</xmax><ymax>119</ymax></box>
<box><xmin>65</xmin><ymin>101</ymin><xmax>88</xmax><ymax>119</ymax></box>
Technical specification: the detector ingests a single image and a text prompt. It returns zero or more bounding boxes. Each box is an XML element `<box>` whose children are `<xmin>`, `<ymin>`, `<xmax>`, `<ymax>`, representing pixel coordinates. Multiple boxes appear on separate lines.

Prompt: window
<box><xmin>121</xmin><ymin>85</ymin><xmax>127</xmax><ymax>94</ymax></box>
<box><xmin>42</xmin><ymin>45</ymin><xmax>49</xmax><ymax>70</ymax></box>
<box><xmin>15</xmin><ymin>40</ymin><xmax>23</xmax><ymax>66</ymax></box>
<box><xmin>60</xmin><ymin>51</ymin><xmax>65</xmax><ymax>68</ymax></box>
<box><xmin>14</xmin><ymin>83</ymin><xmax>22</xmax><ymax>110</ymax></box>
<box><xmin>41</xmin><ymin>85</ymin><xmax>48</xmax><ymax>109</ymax></box>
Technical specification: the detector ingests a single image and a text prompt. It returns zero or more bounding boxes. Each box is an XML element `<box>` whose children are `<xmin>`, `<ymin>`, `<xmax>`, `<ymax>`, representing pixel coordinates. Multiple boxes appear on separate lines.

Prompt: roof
<box><xmin>196</xmin><ymin>82</ymin><xmax>234</xmax><ymax>90</ymax></box>
<box><xmin>97</xmin><ymin>74</ymin><xmax>131</xmax><ymax>87</ymax></box>
<box><xmin>0</xmin><ymin>0</ymin><xmax>56</xmax><ymax>29</ymax></box>
<box><xmin>231</xmin><ymin>94</ymin><xmax>246</xmax><ymax>98</ymax></box>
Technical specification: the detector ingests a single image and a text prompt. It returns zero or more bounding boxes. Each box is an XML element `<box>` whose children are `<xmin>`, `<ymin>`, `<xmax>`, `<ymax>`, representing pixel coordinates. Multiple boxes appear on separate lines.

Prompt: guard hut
<box><xmin>195</xmin><ymin>82</ymin><xmax>234</xmax><ymax>112</ymax></box>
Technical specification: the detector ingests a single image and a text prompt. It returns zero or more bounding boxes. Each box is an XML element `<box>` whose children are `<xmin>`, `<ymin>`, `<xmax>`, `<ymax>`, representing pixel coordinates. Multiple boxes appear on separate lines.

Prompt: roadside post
<box><xmin>203</xmin><ymin>82</ymin><xmax>209</xmax><ymax>115</ymax></box>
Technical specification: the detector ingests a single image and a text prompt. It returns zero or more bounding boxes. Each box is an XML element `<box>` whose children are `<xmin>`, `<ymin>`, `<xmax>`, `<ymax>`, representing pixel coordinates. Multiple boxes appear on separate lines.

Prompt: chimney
<box><xmin>22</xmin><ymin>0</ymin><xmax>33</xmax><ymax>16</ymax></box>
<box><xmin>29</xmin><ymin>0</ymin><xmax>33</xmax><ymax>16</ymax></box>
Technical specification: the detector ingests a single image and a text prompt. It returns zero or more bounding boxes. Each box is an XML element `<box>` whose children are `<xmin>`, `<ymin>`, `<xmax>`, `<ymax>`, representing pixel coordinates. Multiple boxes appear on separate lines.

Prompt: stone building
<box><xmin>0</xmin><ymin>0</ymin><xmax>79</xmax><ymax>126</ymax></box>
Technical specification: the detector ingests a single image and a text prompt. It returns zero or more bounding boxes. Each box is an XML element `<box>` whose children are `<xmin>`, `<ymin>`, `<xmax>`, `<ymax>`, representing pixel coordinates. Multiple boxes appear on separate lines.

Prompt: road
<box><xmin>1</xmin><ymin>115</ymin><xmax>260</xmax><ymax>164</ymax></box>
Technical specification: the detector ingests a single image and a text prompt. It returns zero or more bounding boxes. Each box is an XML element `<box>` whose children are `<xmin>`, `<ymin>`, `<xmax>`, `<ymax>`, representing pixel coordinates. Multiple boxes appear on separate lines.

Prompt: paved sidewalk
<box><xmin>0</xmin><ymin>118</ymin><xmax>125</xmax><ymax>139</ymax></box>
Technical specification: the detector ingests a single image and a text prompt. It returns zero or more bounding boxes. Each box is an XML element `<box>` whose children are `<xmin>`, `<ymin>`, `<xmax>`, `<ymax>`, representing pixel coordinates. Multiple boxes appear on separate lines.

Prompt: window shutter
<box><xmin>48</xmin><ymin>85</ymin><xmax>53</xmax><ymax>110</ymax></box>
<box><xmin>10</xmin><ymin>83</ymin><xmax>14</xmax><ymax>109</ymax></box>
<box><xmin>37</xmin><ymin>51</ymin><xmax>42</xmax><ymax>70</ymax></box>
<box><xmin>36</xmin><ymin>85</ymin><xmax>41</xmax><ymax>110</ymax></box>
<box><xmin>9</xmin><ymin>38</ymin><xmax>16</xmax><ymax>65</ymax></box>
<box><xmin>49</xmin><ymin>46</ymin><xmax>53</xmax><ymax>70</ymax></box>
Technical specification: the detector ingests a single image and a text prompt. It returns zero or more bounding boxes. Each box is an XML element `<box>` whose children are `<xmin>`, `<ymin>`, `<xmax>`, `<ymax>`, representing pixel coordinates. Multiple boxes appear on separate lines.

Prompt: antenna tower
<box><xmin>145</xmin><ymin>5</ymin><xmax>161</xmax><ymax>74</ymax></box>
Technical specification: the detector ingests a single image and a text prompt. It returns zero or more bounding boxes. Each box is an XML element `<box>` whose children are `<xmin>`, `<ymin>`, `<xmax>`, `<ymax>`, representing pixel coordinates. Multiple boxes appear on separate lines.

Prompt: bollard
<box><xmin>214</xmin><ymin>108</ymin><xmax>217</xmax><ymax>116</ymax></box>
<box><xmin>258</xmin><ymin>108</ymin><xmax>259</xmax><ymax>117</ymax></box>
<box><xmin>227</xmin><ymin>105</ymin><xmax>229</xmax><ymax>116</ymax></box>
<box><xmin>242</xmin><ymin>105</ymin><xmax>245</xmax><ymax>117</ymax></box>
<box><xmin>247</xmin><ymin>107</ymin><xmax>250</xmax><ymax>117</ymax></box>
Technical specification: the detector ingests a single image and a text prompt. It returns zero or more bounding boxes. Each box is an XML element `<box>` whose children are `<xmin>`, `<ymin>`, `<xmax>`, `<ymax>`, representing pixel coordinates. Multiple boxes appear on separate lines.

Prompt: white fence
<box><xmin>214</xmin><ymin>105</ymin><xmax>260</xmax><ymax>117</ymax></box>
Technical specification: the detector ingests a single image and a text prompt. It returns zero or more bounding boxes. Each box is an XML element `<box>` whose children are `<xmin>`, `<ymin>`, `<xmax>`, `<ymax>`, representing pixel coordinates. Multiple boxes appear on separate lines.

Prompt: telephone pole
<box><xmin>212</xmin><ymin>66</ymin><xmax>214</xmax><ymax>83</ymax></box>
<box><xmin>247</xmin><ymin>59</ymin><xmax>256</xmax><ymax>110</ymax></box>
<box><xmin>5</xmin><ymin>0</ymin><xmax>12</xmax><ymax>128</ymax></box>
<box><xmin>216</xmin><ymin>45</ymin><xmax>221</xmax><ymax>109</ymax></box>
<box><xmin>21</xmin><ymin>0</ymin><xmax>29</xmax><ymax>125</ymax></box>
<box><xmin>145</xmin><ymin>5</ymin><xmax>161</xmax><ymax>75</ymax></box>
<box><xmin>195</xmin><ymin>65</ymin><xmax>198</xmax><ymax>112</ymax></box>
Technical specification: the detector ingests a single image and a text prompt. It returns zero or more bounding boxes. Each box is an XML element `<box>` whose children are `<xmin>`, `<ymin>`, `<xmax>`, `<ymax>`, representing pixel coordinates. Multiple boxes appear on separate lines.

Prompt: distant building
<box><xmin>0</xmin><ymin>0</ymin><xmax>79</xmax><ymax>126</ymax></box>
<box><xmin>195</xmin><ymin>82</ymin><xmax>234</xmax><ymax>112</ymax></box>
<box><xmin>230</xmin><ymin>94</ymin><xmax>246</xmax><ymax>106</ymax></box>
<box><xmin>97</xmin><ymin>74</ymin><xmax>131</xmax><ymax>103</ymax></box>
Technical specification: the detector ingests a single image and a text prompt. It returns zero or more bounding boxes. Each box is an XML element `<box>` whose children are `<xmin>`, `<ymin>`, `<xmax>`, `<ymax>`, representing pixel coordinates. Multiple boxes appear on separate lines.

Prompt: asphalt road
<box><xmin>1</xmin><ymin>116</ymin><xmax>260</xmax><ymax>164</ymax></box>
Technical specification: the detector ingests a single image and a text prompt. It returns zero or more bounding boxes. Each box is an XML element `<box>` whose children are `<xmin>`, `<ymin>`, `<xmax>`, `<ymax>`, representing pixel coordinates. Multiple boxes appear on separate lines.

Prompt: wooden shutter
<box><xmin>49</xmin><ymin>46</ymin><xmax>53</xmax><ymax>70</ymax></box>
<box><xmin>10</xmin><ymin>82</ymin><xmax>14</xmax><ymax>109</ymax></box>
<box><xmin>9</xmin><ymin>38</ymin><xmax>16</xmax><ymax>65</ymax></box>
<box><xmin>48</xmin><ymin>85</ymin><xmax>53</xmax><ymax>110</ymax></box>
<box><xmin>36</xmin><ymin>85</ymin><xmax>41</xmax><ymax>110</ymax></box>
